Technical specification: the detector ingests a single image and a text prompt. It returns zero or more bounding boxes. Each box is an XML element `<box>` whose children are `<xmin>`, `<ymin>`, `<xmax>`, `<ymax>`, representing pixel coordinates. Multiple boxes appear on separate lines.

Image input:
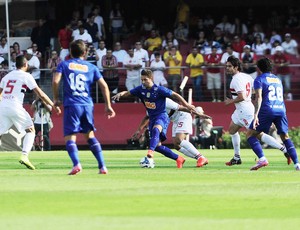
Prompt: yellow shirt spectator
<box><xmin>163</xmin><ymin>49</ymin><xmax>182</xmax><ymax>75</ymax></box>
<box><xmin>145</xmin><ymin>37</ymin><xmax>162</xmax><ymax>51</ymax></box>
<box><xmin>185</xmin><ymin>51</ymin><xmax>204</xmax><ymax>77</ymax></box>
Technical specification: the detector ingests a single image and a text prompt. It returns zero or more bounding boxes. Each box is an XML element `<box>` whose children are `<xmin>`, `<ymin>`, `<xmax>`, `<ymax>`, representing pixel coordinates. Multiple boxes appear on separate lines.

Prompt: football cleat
<box><xmin>176</xmin><ymin>156</ymin><xmax>186</xmax><ymax>168</ymax></box>
<box><xmin>19</xmin><ymin>154</ymin><xmax>35</xmax><ymax>170</ymax></box>
<box><xmin>284</xmin><ymin>152</ymin><xmax>292</xmax><ymax>165</ymax></box>
<box><xmin>295</xmin><ymin>163</ymin><xmax>300</xmax><ymax>171</ymax></box>
<box><xmin>250</xmin><ymin>159</ymin><xmax>269</xmax><ymax>171</ymax></box>
<box><xmin>68</xmin><ymin>164</ymin><xmax>82</xmax><ymax>175</ymax></box>
<box><xmin>196</xmin><ymin>156</ymin><xmax>208</xmax><ymax>167</ymax></box>
<box><xmin>225</xmin><ymin>158</ymin><xmax>242</xmax><ymax>166</ymax></box>
<box><xmin>99</xmin><ymin>166</ymin><xmax>108</xmax><ymax>174</ymax></box>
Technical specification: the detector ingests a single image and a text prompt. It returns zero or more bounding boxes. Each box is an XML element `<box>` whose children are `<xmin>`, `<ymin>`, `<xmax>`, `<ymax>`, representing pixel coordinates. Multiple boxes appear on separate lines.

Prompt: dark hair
<box><xmin>16</xmin><ymin>55</ymin><xmax>27</xmax><ymax>69</ymax></box>
<box><xmin>227</xmin><ymin>56</ymin><xmax>242</xmax><ymax>71</ymax></box>
<box><xmin>1</xmin><ymin>60</ymin><xmax>8</xmax><ymax>66</ymax></box>
<box><xmin>141</xmin><ymin>69</ymin><xmax>153</xmax><ymax>78</ymax></box>
<box><xmin>70</xmin><ymin>40</ymin><xmax>86</xmax><ymax>58</ymax></box>
<box><xmin>154</xmin><ymin>51</ymin><xmax>161</xmax><ymax>57</ymax></box>
<box><xmin>257</xmin><ymin>57</ymin><xmax>272</xmax><ymax>73</ymax></box>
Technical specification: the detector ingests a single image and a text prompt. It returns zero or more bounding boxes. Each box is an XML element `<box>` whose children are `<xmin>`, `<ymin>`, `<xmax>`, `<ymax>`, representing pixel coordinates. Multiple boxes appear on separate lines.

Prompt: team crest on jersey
<box><xmin>145</xmin><ymin>101</ymin><xmax>156</xmax><ymax>109</ymax></box>
<box><xmin>146</xmin><ymin>92</ymin><xmax>151</xmax><ymax>98</ymax></box>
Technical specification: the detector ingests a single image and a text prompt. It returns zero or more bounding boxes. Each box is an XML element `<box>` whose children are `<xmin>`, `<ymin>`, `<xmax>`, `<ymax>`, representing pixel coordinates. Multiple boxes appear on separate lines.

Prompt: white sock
<box><xmin>179</xmin><ymin>140</ymin><xmax>201</xmax><ymax>159</ymax></box>
<box><xmin>231</xmin><ymin>132</ymin><xmax>240</xmax><ymax>157</ymax></box>
<box><xmin>22</xmin><ymin>132</ymin><xmax>35</xmax><ymax>155</ymax></box>
<box><xmin>261</xmin><ymin>133</ymin><xmax>287</xmax><ymax>153</ymax></box>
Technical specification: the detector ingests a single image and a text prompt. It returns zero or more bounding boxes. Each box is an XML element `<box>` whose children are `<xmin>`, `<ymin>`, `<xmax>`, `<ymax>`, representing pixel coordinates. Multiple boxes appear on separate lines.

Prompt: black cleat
<box><xmin>225</xmin><ymin>158</ymin><xmax>242</xmax><ymax>166</ymax></box>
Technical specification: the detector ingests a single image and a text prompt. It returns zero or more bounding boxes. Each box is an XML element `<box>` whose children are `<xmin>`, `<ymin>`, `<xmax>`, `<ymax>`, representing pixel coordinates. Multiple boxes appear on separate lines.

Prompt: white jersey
<box><xmin>165</xmin><ymin>98</ymin><xmax>193</xmax><ymax>136</ymax></box>
<box><xmin>230</xmin><ymin>72</ymin><xmax>254</xmax><ymax>114</ymax></box>
<box><xmin>0</xmin><ymin>69</ymin><xmax>37</xmax><ymax>108</ymax></box>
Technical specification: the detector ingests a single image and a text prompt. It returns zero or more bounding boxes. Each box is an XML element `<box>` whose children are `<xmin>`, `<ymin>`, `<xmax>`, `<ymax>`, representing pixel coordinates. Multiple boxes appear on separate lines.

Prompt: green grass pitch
<box><xmin>0</xmin><ymin>149</ymin><xmax>300</xmax><ymax>230</ymax></box>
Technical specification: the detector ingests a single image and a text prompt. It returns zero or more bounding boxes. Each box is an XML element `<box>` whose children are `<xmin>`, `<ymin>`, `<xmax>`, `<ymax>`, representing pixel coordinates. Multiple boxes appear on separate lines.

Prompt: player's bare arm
<box><xmin>33</xmin><ymin>87</ymin><xmax>61</xmax><ymax>115</ymax></box>
<box><xmin>170</xmin><ymin>91</ymin><xmax>195</xmax><ymax>111</ymax></box>
<box><xmin>98</xmin><ymin>78</ymin><xmax>116</xmax><ymax>119</ymax></box>
<box><xmin>111</xmin><ymin>91</ymin><xmax>132</xmax><ymax>101</ymax></box>
<box><xmin>224</xmin><ymin>91</ymin><xmax>246</xmax><ymax>106</ymax></box>
<box><xmin>252</xmin><ymin>88</ymin><xmax>263</xmax><ymax>129</ymax></box>
<box><xmin>52</xmin><ymin>72</ymin><xmax>62</xmax><ymax>105</ymax></box>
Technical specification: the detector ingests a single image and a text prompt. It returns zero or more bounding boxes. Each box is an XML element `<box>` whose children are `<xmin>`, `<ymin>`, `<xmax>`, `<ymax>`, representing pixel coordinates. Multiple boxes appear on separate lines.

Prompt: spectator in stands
<box><xmin>47</xmin><ymin>50</ymin><xmax>61</xmax><ymax>74</ymax></box>
<box><xmin>102</xmin><ymin>49</ymin><xmax>119</xmax><ymax>94</ymax></box>
<box><xmin>71</xmin><ymin>20</ymin><xmax>87</xmax><ymax>41</ymax></box>
<box><xmin>204</xmin><ymin>45</ymin><xmax>222</xmax><ymax>102</ymax></box>
<box><xmin>70</xmin><ymin>9</ymin><xmax>81</xmax><ymax>30</ymax></box>
<box><xmin>213</xmin><ymin>27</ymin><xmax>226</xmax><ymax>50</ymax></box>
<box><xmin>252</xmin><ymin>24</ymin><xmax>265</xmax><ymax>41</ymax></box>
<box><xmin>84</xmin><ymin>13</ymin><xmax>100</xmax><ymax>49</ymax></box>
<box><xmin>240</xmin><ymin>45</ymin><xmax>257</xmax><ymax>79</ymax></box>
<box><xmin>109</xmin><ymin>2</ymin><xmax>125</xmax><ymax>44</ymax></box>
<box><xmin>0</xmin><ymin>60</ymin><xmax>9</xmax><ymax>82</ymax></box>
<box><xmin>251</xmin><ymin>34</ymin><xmax>267</xmax><ymax>56</ymax></box>
<box><xmin>193</xmin><ymin>31</ymin><xmax>206</xmax><ymax>50</ymax></box>
<box><xmin>86</xmin><ymin>45</ymin><xmax>97</xmax><ymax>66</ymax></box>
<box><xmin>232</xmin><ymin>35</ymin><xmax>246</xmax><ymax>53</ymax></box>
<box><xmin>270</xmin><ymin>30</ymin><xmax>282</xmax><ymax>44</ymax></box>
<box><xmin>140</xmin><ymin>17</ymin><xmax>155</xmax><ymax>36</ymax></box>
<box><xmin>92</xmin><ymin>6</ymin><xmax>106</xmax><ymax>41</ymax></box>
<box><xmin>12</xmin><ymin>42</ymin><xmax>23</xmax><ymax>56</ymax></box>
<box><xmin>25</xmin><ymin>48</ymin><xmax>40</xmax><ymax>85</ymax></box>
<box><xmin>123</xmin><ymin>48</ymin><xmax>142</xmax><ymax>101</ymax></box>
<box><xmin>190</xmin><ymin>106</ymin><xmax>213</xmax><ymax>149</ymax></box>
<box><xmin>174</xmin><ymin>22</ymin><xmax>189</xmax><ymax>43</ymax></box>
<box><xmin>271</xmin><ymin>46</ymin><xmax>291</xmax><ymax>100</ymax></box>
<box><xmin>31</xmin><ymin>43</ymin><xmax>42</xmax><ymax>61</ymax></box>
<box><xmin>185</xmin><ymin>46</ymin><xmax>204</xmax><ymax>101</ymax></box>
<box><xmin>215</xmin><ymin>15</ymin><xmax>232</xmax><ymax>34</ymax></box>
<box><xmin>270</xmin><ymin>40</ymin><xmax>281</xmax><ymax>55</ymax></box>
<box><xmin>73</xmin><ymin>25</ymin><xmax>92</xmax><ymax>44</ymax></box>
<box><xmin>162</xmin><ymin>32</ymin><xmax>179</xmax><ymax>50</ymax></box>
<box><xmin>112</xmin><ymin>42</ymin><xmax>127</xmax><ymax>63</ymax></box>
<box><xmin>263</xmin><ymin>37</ymin><xmax>272</xmax><ymax>55</ymax></box>
<box><xmin>230</xmin><ymin>18</ymin><xmax>248</xmax><ymax>37</ymax></box>
<box><xmin>144</xmin><ymin>29</ymin><xmax>162</xmax><ymax>52</ymax></box>
<box><xmin>203</xmin><ymin>13</ymin><xmax>214</xmax><ymax>30</ymax></box>
<box><xmin>134</xmin><ymin>41</ymin><xmax>149</xmax><ymax>68</ymax></box>
<box><xmin>95</xmin><ymin>40</ymin><xmax>107</xmax><ymax>73</ymax></box>
<box><xmin>58</xmin><ymin>22</ymin><xmax>72</xmax><ymax>61</ymax></box>
<box><xmin>0</xmin><ymin>36</ymin><xmax>8</xmax><ymax>60</ymax></box>
<box><xmin>30</xmin><ymin>18</ymin><xmax>51</xmax><ymax>55</ymax></box>
<box><xmin>150</xmin><ymin>52</ymin><xmax>168</xmax><ymax>87</ymax></box>
<box><xmin>174</xmin><ymin>0</ymin><xmax>190</xmax><ymax>28</ymax></box>
<box><xmin>9</xmin><ymin>51</ymin><xmax>17</xmax><ymax>70</ymax></box>
<box><xmin>281</xmin><ymin>33</ymin><xmax>299</xmax><ymax>58</ymax></box>
<box><xmin>163</xmin><ymin>46</ymin><xmax>183</xmax><ymax>92</ymax></box>
<box><xmin>201</xmin><ymin>37</ymin><xmax>223</xmax><ymax>55</ymax></box>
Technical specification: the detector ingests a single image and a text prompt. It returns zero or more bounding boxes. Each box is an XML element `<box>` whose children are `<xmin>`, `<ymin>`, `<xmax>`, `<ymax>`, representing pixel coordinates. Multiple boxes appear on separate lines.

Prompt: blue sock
<box><xmin>149</xmin><ymin>127</ymin><xmax>160</xmax><ymax>151</ymax></box>
<box><xmin>88</xmin><ymin>137</ymin><xmax>105</xmax><ymax>169</ymax></box>
<box><xmin>66</xmin><ymin>140</ymin><xmax>80</xmax><ymax>166</ymax></box>
<box><xmin>155</xmin><ymin>145</ymin><xmax>178</xmax><ymax>160</ymax></box>
<box><xmin>247</xmin><ymin>136</ymin><xmax>264</xmax><ymax>158</ymax></box>
<box><xmin>284</xmin><ymin>139</ymin><xmax>299</xmax><ymax>164</ymax></box>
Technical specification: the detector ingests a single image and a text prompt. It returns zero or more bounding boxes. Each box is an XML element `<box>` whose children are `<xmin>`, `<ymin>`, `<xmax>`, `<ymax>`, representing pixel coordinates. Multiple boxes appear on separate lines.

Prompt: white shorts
<box><xmin>207</xmin><ymin>72</ymin><xmax>221</xmax><ymax>89</ymax></box>
<box><xmin>231</xmin><ymin>109</ymin><xmax>254</xmax><ymax>129</ymax></box>
<box><xmin>126</xmin><ymin>78</ymin><xmax>141</xmax><ymax>91</ymax></box>
<box><xmin>171</xmin><ymin>112</ymin><xmax>193</xmax><ymax>137</ymax></box>
<box><xmin>0</xmin><ymin>106</ymin><xmax>33</xmax><ymax>135</ymax></box>
<box><xmin>153</xmin><ymin>75</ymin><xmax>168</xmax><ymax>86</ymax></box>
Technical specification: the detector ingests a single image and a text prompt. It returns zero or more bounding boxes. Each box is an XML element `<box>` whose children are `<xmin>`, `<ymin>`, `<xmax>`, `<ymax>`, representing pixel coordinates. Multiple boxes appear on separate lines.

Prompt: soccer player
<box><xmin>246</xmin><ymin>57</ymin><xmax>300</xmax><ymax>171</ymax></box>
<box><xmin>224</xmin><ymin>56</ymin><xmax>288</xmax><ymax>166</ymax></box>
<box><xmin>52</xmin><ymin>40</ymin><xmax>115</xmax><ymax>175</ymax></box>
<box><xmin>112</xmin><ymin>69</ymin><xmax>196</xmax><ymax>168</ymax></box>
<box><xmin>133</xmin><ymin>98</ymin><xmax>211</xmax><ymax>167</ymax></box>
<box><xmin>0</xmin><ymin>55</ymin><xmax>61</xmax><ymax>170</ymax></box>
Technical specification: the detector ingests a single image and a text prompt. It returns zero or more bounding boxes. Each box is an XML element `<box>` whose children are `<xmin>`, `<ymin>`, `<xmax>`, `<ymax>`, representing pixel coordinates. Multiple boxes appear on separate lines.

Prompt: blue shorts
<box><xmin>149</xmin><ymin>113</ymin><xmax>170</xmax><ymax>142</ymax></box>
<box><xmin>249</xmin><ymin>113</ymin><xmax>289</xmax><ymax>134</ymax></box>
<box><xmin>63</xmin><ymin>105</ymin><xmax>95</xmax><ymax>136</ymax></box>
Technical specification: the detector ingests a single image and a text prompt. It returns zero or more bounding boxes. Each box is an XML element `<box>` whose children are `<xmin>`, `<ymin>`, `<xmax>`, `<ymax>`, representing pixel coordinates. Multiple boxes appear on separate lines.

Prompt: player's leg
<box><xmin>225</xmin><ymin>118</ymin><xmax>242</xmax><ymax>166</ymax></box>
<box><xmin>84</xmin><ymin>131</ymin><xmax>108</xmax><ymax>174</ymax></box>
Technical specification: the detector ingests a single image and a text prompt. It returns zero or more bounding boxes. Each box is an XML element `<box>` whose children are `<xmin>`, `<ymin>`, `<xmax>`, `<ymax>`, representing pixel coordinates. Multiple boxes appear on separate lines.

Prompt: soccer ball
<box><xmin>139</xmin><ymin>156</ymin><xmax>155</xmax><ymax>168</ymax></box>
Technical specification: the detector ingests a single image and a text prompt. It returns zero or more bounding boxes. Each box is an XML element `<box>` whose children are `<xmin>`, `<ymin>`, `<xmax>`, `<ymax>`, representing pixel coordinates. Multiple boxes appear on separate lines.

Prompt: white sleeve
<box><xmin>166</xmin><ymin>98</ymin><xmax>180</xmax><ymax>110</ymax></box>
<box><xmin>26</xmin><ymin>73</ymin><xmax>38</xmax><ymax>90</ymax></box>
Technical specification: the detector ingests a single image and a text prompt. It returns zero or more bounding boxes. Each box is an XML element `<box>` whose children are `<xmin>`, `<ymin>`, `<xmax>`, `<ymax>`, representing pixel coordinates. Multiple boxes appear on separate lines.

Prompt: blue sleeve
<box><xmin>158</xmin><ymin>86</ymin><xmax>173</xmax><ymax>97</ymax></box>
<box><xmin>253</xmin><ymin>77</ymin><xmax>262</xmax><ymax>90</ymax></box>
<box><xmin>93</xmin><ymin>65</ymin><xmax>102</xmax><ymax>82</ymax></box>
<box><xmin>130</xmin><ymin>86</ymin><xmax>141</xmax><ymax>96</ymax></box>
<box><xmin>56</xmin><ymin>62</ymin><xmax>64</xmax><ymax>73</ymax></box>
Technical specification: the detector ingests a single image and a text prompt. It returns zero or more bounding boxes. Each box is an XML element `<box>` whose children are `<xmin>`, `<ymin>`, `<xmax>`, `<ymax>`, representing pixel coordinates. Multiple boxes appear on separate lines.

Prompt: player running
<box><xmin>224</xmin><ymin>56</ymin><xmax>289</xmax><ymax>166</ymax></box>
<box><xmin>0</xmin><ymin>55</ymin><xmax>61</xmax><ymax>170</ymax></box>
<box><xmin>246</xmin><ymin>57</ymin><xmax>300</xmax><ymax>171</ymax></box>
<box><xmin>133</xmin><ymin>98</ymin><xmax>211</xmax><ymax>167</ymax></box>
<box><xmin>52</xmin><ymin>39</ymin><xmax>115</xmax><ymax>175</ymax></box>
<box><xmin>112</xmin><ymin>69</ymin><xmax>196</xmax><ymax>168</ymax></box>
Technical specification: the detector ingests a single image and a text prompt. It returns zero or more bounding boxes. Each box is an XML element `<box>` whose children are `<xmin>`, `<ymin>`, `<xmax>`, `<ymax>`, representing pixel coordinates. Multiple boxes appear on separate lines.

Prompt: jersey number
<box><xmin>4</xmin><ymin>80</ymin><xmax>16</xmax><ymax>94</ymax></box>
<box><xmin>246</xmin><ymin>82</ymin><xmax>251</xmax><ymax>97</ymax></box>
<box><xmin>69</xmin><ymin>73</ymin><xmax>86</xmax><ymax>91</ymax></box>
<box><xmin>268</xmin><ymin>85</ymin><xmax>283</xmax><ymax>101</ymax></box>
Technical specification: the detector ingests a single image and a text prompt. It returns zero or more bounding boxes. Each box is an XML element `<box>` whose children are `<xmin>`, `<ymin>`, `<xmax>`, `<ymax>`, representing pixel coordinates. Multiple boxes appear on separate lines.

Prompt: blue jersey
<box><xmin>254</xmin><ymin>72</ymin><xmax>286</xmax><ymax>116</ymax></box>
<box><xmin>130</xmin><ymin>84</ymin><xmax>173</xmax><ymax>118</ymax></box>
<box><xmin>56</xmin><ymin>58</ymin><xmax>102</xmax><ymax>106</ymax></box>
